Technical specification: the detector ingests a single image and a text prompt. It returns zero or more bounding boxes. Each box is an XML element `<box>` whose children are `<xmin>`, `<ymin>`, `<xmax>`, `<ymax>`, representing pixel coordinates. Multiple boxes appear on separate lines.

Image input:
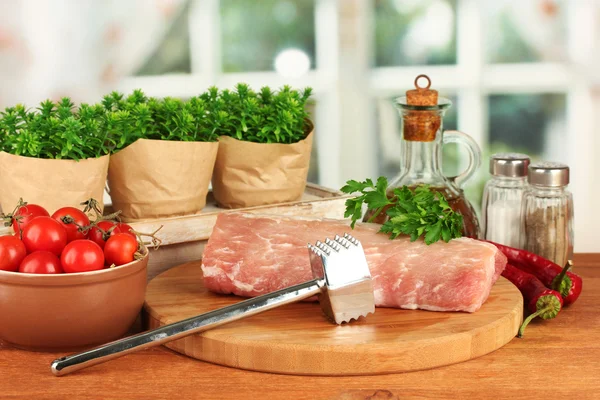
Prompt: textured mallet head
<box><xmin>308</xmin><ymin>234</ymin><xmax>375</xmax><ymax>324</ymax></box>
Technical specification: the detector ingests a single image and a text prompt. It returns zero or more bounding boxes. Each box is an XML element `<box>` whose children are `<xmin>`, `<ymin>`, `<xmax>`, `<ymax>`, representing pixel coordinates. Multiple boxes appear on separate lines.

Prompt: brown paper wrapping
<box><xmin>0</xmin><ymin>152</ymin><xmax>109</xmax><ymax>215</ymax></box>
<box><xmin>107</xmin><ymin>139</ymin><xmax>219</xmax><ymax>221</ymax></box>
<box><xmin>211</xmin><ymin>128</ymin><xmax>314</xmax><ymax>209</ymax></box>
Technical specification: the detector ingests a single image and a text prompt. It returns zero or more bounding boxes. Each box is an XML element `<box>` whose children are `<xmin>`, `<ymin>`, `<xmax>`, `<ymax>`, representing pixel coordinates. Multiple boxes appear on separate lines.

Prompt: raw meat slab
<box><xmin>201</xmin><ymin>213</ymin><xmax>506</xmax><ymax>312</ymax></box>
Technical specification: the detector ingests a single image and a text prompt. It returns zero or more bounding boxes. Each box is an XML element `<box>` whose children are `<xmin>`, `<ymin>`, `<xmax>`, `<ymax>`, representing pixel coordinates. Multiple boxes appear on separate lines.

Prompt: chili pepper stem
<box><xmin>551</xmin><ymin>261</ymin><xmax>573</xmax><ymax>297</ymax></box>
<box><xmin>518</xmin><ymin>295</ymin><xmax>562</xmax><ymax>338</ymax></box>
<box><xmin>518</xmin><ymin>307</ymin><xmax>550</xmax><ymax>338</ymax></box>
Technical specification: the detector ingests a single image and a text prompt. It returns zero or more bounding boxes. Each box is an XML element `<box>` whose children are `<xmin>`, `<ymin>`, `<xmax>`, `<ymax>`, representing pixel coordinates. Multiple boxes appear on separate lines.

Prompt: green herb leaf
<box><xmin>340</xmin><ymin>177</ymin><xmax>393</xmax><ymax>228</ymax></box>
<box><xmin>341</xmin><ymin>178</ymin><xmax>464</xmax><ymax>245</ymax></box>
<box><xmin>0</xmin><ymin>84</ymin><xmax>312</xmax><ymax>159</ymax></box>
<box><xmin>424</xmin><ymin>221</ymin><xmax>442</xmax><ymax>245</ymax></box>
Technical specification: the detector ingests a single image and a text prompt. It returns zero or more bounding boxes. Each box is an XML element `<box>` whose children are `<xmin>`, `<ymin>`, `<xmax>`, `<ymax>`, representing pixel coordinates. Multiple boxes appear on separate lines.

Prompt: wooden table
<box><xmin>2</xmin><ymin>254</ymin><xmax>599</xmax><ymax>400</ymax></box>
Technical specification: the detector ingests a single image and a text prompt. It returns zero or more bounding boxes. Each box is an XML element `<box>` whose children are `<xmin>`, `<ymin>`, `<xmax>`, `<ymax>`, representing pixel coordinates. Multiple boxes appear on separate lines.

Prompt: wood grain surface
<box><xmin>144</xmin><ymin>262</ymin><xmax>523</xmax><ymax>375</ymax></box>
<box><xmin>1</xmin><ymin>254</ymin><xmax>598</xmax><ymax>400</ymax></box>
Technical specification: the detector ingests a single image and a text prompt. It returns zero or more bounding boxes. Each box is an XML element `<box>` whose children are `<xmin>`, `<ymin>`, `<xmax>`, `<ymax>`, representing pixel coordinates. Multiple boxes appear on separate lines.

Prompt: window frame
<box><xmin>119</xmin><ymin>0</ymin><xmax>597</xmax><ymax>251</ymax></box>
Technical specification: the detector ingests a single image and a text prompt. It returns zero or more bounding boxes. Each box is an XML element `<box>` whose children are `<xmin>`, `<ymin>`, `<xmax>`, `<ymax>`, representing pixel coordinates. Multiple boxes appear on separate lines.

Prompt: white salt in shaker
<box><xmin>522</xmin><ymin>162</ymin><xmax>574</xmax><ymax>266</ymax></box>
<box><xmin>481</xmin><ymin>153</ymin><xmax>530</xmax><ymax>247</ymax></box>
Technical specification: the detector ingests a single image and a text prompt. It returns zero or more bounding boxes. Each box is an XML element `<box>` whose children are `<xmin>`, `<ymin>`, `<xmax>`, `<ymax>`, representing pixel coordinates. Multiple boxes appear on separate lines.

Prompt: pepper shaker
<box><xmin>481</xmin><ymin>153</ymin><xmax>530</xmax><ymax>247</ymax></box>
<box><xmin>522</xmin><ymin>162</ymin><xmax>574</xmax><ymax>266</ymax></box>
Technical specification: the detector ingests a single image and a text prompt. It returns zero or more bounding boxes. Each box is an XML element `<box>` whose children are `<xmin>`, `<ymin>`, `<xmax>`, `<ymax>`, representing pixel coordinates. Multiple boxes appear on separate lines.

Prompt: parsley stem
<box><xmin>366</xmin><ymin>206</ymin><xmax>386</xmax><ymax>223</ymax></box>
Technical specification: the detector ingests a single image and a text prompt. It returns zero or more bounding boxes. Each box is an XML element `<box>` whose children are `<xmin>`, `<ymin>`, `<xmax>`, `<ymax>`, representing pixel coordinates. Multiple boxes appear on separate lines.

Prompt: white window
<box><xmin>121</xmin><ymin>0</ymin><xmax>599</xmax><ymax>252</ymax></box>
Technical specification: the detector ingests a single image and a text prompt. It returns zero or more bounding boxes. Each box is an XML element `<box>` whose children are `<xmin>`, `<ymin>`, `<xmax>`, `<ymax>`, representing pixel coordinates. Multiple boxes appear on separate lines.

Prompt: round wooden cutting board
<box><xmin>143</xmin><ymin>261</ymin><xmax>523</xmax><ymax>376</ymax></box>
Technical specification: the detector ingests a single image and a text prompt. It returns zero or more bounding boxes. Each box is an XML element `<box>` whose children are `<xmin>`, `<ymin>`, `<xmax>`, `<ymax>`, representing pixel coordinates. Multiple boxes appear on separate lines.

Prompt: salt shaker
<box><xmin>522</xmin><ymin>162</ymin><xmax>574</xmax><ymax>266</ymax></box>
<box><xmin>481</xmin><ymin>153</ymin><xmax>530</xmax><ymax>247</ymax></box>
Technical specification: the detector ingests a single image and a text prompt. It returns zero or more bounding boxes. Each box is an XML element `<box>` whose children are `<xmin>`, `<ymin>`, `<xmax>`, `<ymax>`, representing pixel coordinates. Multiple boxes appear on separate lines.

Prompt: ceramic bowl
<box><xmin>0</xmin><ymin>250</ymin><xmax>148</xmax><ymax>351</ymax></box>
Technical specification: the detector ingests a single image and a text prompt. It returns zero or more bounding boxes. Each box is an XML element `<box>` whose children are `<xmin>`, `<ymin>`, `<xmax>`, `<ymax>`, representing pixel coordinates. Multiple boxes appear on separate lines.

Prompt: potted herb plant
<box><xmin>0</xmin><ymin>98</ymin><xmax>111</xmax><ymax>214</ymax></box>
<box><xmin>105</xmin><ymin>90</ymin><xmax>219</xmax><ymax>221</ymax></box>
<box><xmin>210</xmin><ymin>84</ymin><xmax>314</xmax><ymax>208</ymax></box>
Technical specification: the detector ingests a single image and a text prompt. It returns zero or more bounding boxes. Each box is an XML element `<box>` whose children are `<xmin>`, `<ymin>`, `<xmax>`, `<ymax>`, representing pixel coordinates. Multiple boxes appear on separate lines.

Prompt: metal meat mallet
<box><xmin>51</xmin><ymin>233</ymin><xmax>375</xmax><ymax>376</ymax></box>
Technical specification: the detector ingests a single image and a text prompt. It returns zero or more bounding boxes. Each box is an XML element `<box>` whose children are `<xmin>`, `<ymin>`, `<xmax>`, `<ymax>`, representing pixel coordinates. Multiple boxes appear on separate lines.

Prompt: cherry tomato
<box><xmin>21</xmin><ymin>216</ymin><xmax>68</xmax><ymax>256</ymax></box>
<box><xmin>19</xmin><ymin>251</ymin><xmax>63</xmax><ymax>274</ymax></box>
<box><xmin>51</xmin><ymin>207</ymin><xmax>90</xmax><ymax>243</ymax></box>
<box><xmin>104</xmin><ymin>233</ymin><xmax>138</xmax><ymax>266</ymax></box>
<box><xmin>12</xmin><ymin>204</ymin><xmax>49</xmax><ymax>236</ymax></box>
<box><xmin>112</xmin><ymin>222</ymin><xmax>135</xmax><ymax>238</ymax></box>
<box><xmin>88</xmin><ymin>221</ymin><xmax>116</xmax><ymax>249</ymax></box>
<box><xmin>60</xmin><ymin>240</ymin><xmax>105</xmax><ymax>273</ymax></box>
<box><xmin>89</xmin><ymin>221</ymin><xmax>136</xmax><ymax>250</ymax></box>
<box><xmin>0</xmin><ymin>235</ymin><xmax>27</xmax><ymax>272</ymax></box>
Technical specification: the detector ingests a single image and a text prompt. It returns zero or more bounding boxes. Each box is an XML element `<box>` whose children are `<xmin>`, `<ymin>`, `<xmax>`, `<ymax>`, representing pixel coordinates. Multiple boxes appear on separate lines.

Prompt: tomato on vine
<box><xmin>11</xmin><ymin>204</ymin><xmax>49</xmax><ymax>236</ymax></box>
<box><xmin>0</xmin><ymin>235</ymin><xmax>27</xmax><ymax>272</ymax></box>
<box><xmin>112</xmin><ymin>222</ymin><xmax>135</xmax><ymax>238</ymax></box>
<box><xmin>19</xmin><ymin>251</ymin><xmax>63</xmax><ymax>274</ymax></box>
<box><xmin>89</xmin><ymin>220</ymin><xmax>116</xmax><ymax>249</ymax></box>
<box><xmin>52</xmin><ymin>207</ymin><xmax>90</xmax><ymax>242</ymax></box>
<box><xmin>61</xmin><ymin>240</ymin><xmax>105</xmax><ymax>273</ymax></box>
<box><xmin>104</xmin><ymin>233</ymin><xmax>138</xmax><ymax>266</ymax></box>
<box><xmin>21</xmin><ymin>217</ymin><xmax>67</xmax><ymax>256</ymax></box>
<box><xmin>88</xmin><ymin>221</ymin><xmax>134</xmax><ymax>248</ymax></box>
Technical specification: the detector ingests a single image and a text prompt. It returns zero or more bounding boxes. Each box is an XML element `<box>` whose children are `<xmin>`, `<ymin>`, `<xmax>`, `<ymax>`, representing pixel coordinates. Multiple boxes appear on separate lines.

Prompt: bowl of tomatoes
<box><xmin>0</xmin><ymin>200</ymin><xmax>150</xmax><ymax>351</ymax></box>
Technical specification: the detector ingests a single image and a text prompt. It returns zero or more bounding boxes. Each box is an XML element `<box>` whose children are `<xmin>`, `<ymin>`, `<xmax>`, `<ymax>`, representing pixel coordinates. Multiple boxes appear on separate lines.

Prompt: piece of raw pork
<box><xmin>201</xmin><ymin>213</ymin><xmax>506</xmax><ymax>312</ymax></box>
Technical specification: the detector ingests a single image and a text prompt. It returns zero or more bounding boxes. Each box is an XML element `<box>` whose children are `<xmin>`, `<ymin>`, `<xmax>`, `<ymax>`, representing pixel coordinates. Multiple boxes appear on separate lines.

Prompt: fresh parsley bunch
<box><xmin>341</xmin><ymin>177</ymin><xmax>463</xmax><ymax>245</ymax></box>
<box><xmin>0</xmin><ymin>98</ymin><xmax>112</xmax><ymax>160</ymax></box>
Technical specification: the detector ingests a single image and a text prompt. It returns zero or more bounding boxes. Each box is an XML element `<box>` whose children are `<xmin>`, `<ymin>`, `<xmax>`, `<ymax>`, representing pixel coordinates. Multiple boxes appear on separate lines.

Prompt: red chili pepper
<box><xmin>486</xmin><ymin>241</ymin><xmax>582</xmax><ymax>306</ymax></box>
<box><xmin>502</xmin><ymin>264</ymin><xmax>563</xmax><ymax>337</ymax></box>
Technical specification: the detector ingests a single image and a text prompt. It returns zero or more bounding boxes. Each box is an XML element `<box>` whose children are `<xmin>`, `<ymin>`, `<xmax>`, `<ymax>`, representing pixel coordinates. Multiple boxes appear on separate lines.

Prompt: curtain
<box><xmin>0</xmin><ymin>0</ymin><xmax>185</xmax><ymax>107</ymax></box>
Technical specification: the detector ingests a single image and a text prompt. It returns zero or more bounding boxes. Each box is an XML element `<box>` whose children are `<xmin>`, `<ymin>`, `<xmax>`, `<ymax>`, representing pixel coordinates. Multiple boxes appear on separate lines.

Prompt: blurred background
<box><xmin>0</xmin><ymin>0</ymin><xmax>598</xmax><ymax>251</ymax></box>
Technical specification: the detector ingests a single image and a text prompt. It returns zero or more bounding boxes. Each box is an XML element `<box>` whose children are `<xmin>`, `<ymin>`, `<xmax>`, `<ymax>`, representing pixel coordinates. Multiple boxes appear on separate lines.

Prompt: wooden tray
<box><xmin>144</xmin><ymin>262</ymin><xmax>524</xmax><ymax>376</ymax></box>
<box><xmin>126</xmin><ymin>183</ymin><xmax>348</xmax><ymax>247</ymax></box>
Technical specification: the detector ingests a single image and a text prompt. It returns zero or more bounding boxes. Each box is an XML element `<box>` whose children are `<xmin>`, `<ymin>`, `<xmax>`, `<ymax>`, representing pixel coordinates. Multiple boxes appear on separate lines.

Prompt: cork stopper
<box><xmin>403</xmin><ymin>74</ymin><xmax>441</xmax><ymax>142</ymax></box>
<box><xmin>406</xmin><ymin>75</ymin><xmax>438</xmax><ymax>106</ymax></box>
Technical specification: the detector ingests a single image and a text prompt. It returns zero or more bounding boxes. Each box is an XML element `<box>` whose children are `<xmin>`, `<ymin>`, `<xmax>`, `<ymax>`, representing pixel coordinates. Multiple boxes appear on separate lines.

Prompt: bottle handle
<box><xmin>442</xmin><ymin>130</ymin><xmax>482</xmax><ymax>188</ymax></box>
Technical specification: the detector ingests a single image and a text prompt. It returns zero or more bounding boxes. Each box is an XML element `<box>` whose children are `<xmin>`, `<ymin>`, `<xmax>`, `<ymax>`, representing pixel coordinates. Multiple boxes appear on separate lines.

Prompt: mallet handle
<box><xmin>51</xmin><ymin>278</ymin><xmax>324</xmax><ymax>376</ymax></box>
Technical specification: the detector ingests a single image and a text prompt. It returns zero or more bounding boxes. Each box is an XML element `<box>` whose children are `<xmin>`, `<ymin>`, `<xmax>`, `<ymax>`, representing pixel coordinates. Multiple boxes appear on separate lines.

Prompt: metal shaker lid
<box><xmin>528</xmin><ymin>161</ymin><xmax>570</xmax><ymax>187</ymax></box>
<box><xmin>490</xmin><ymin>153</ymin><xmax>530</xmax><ymax>177</ymax></box>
